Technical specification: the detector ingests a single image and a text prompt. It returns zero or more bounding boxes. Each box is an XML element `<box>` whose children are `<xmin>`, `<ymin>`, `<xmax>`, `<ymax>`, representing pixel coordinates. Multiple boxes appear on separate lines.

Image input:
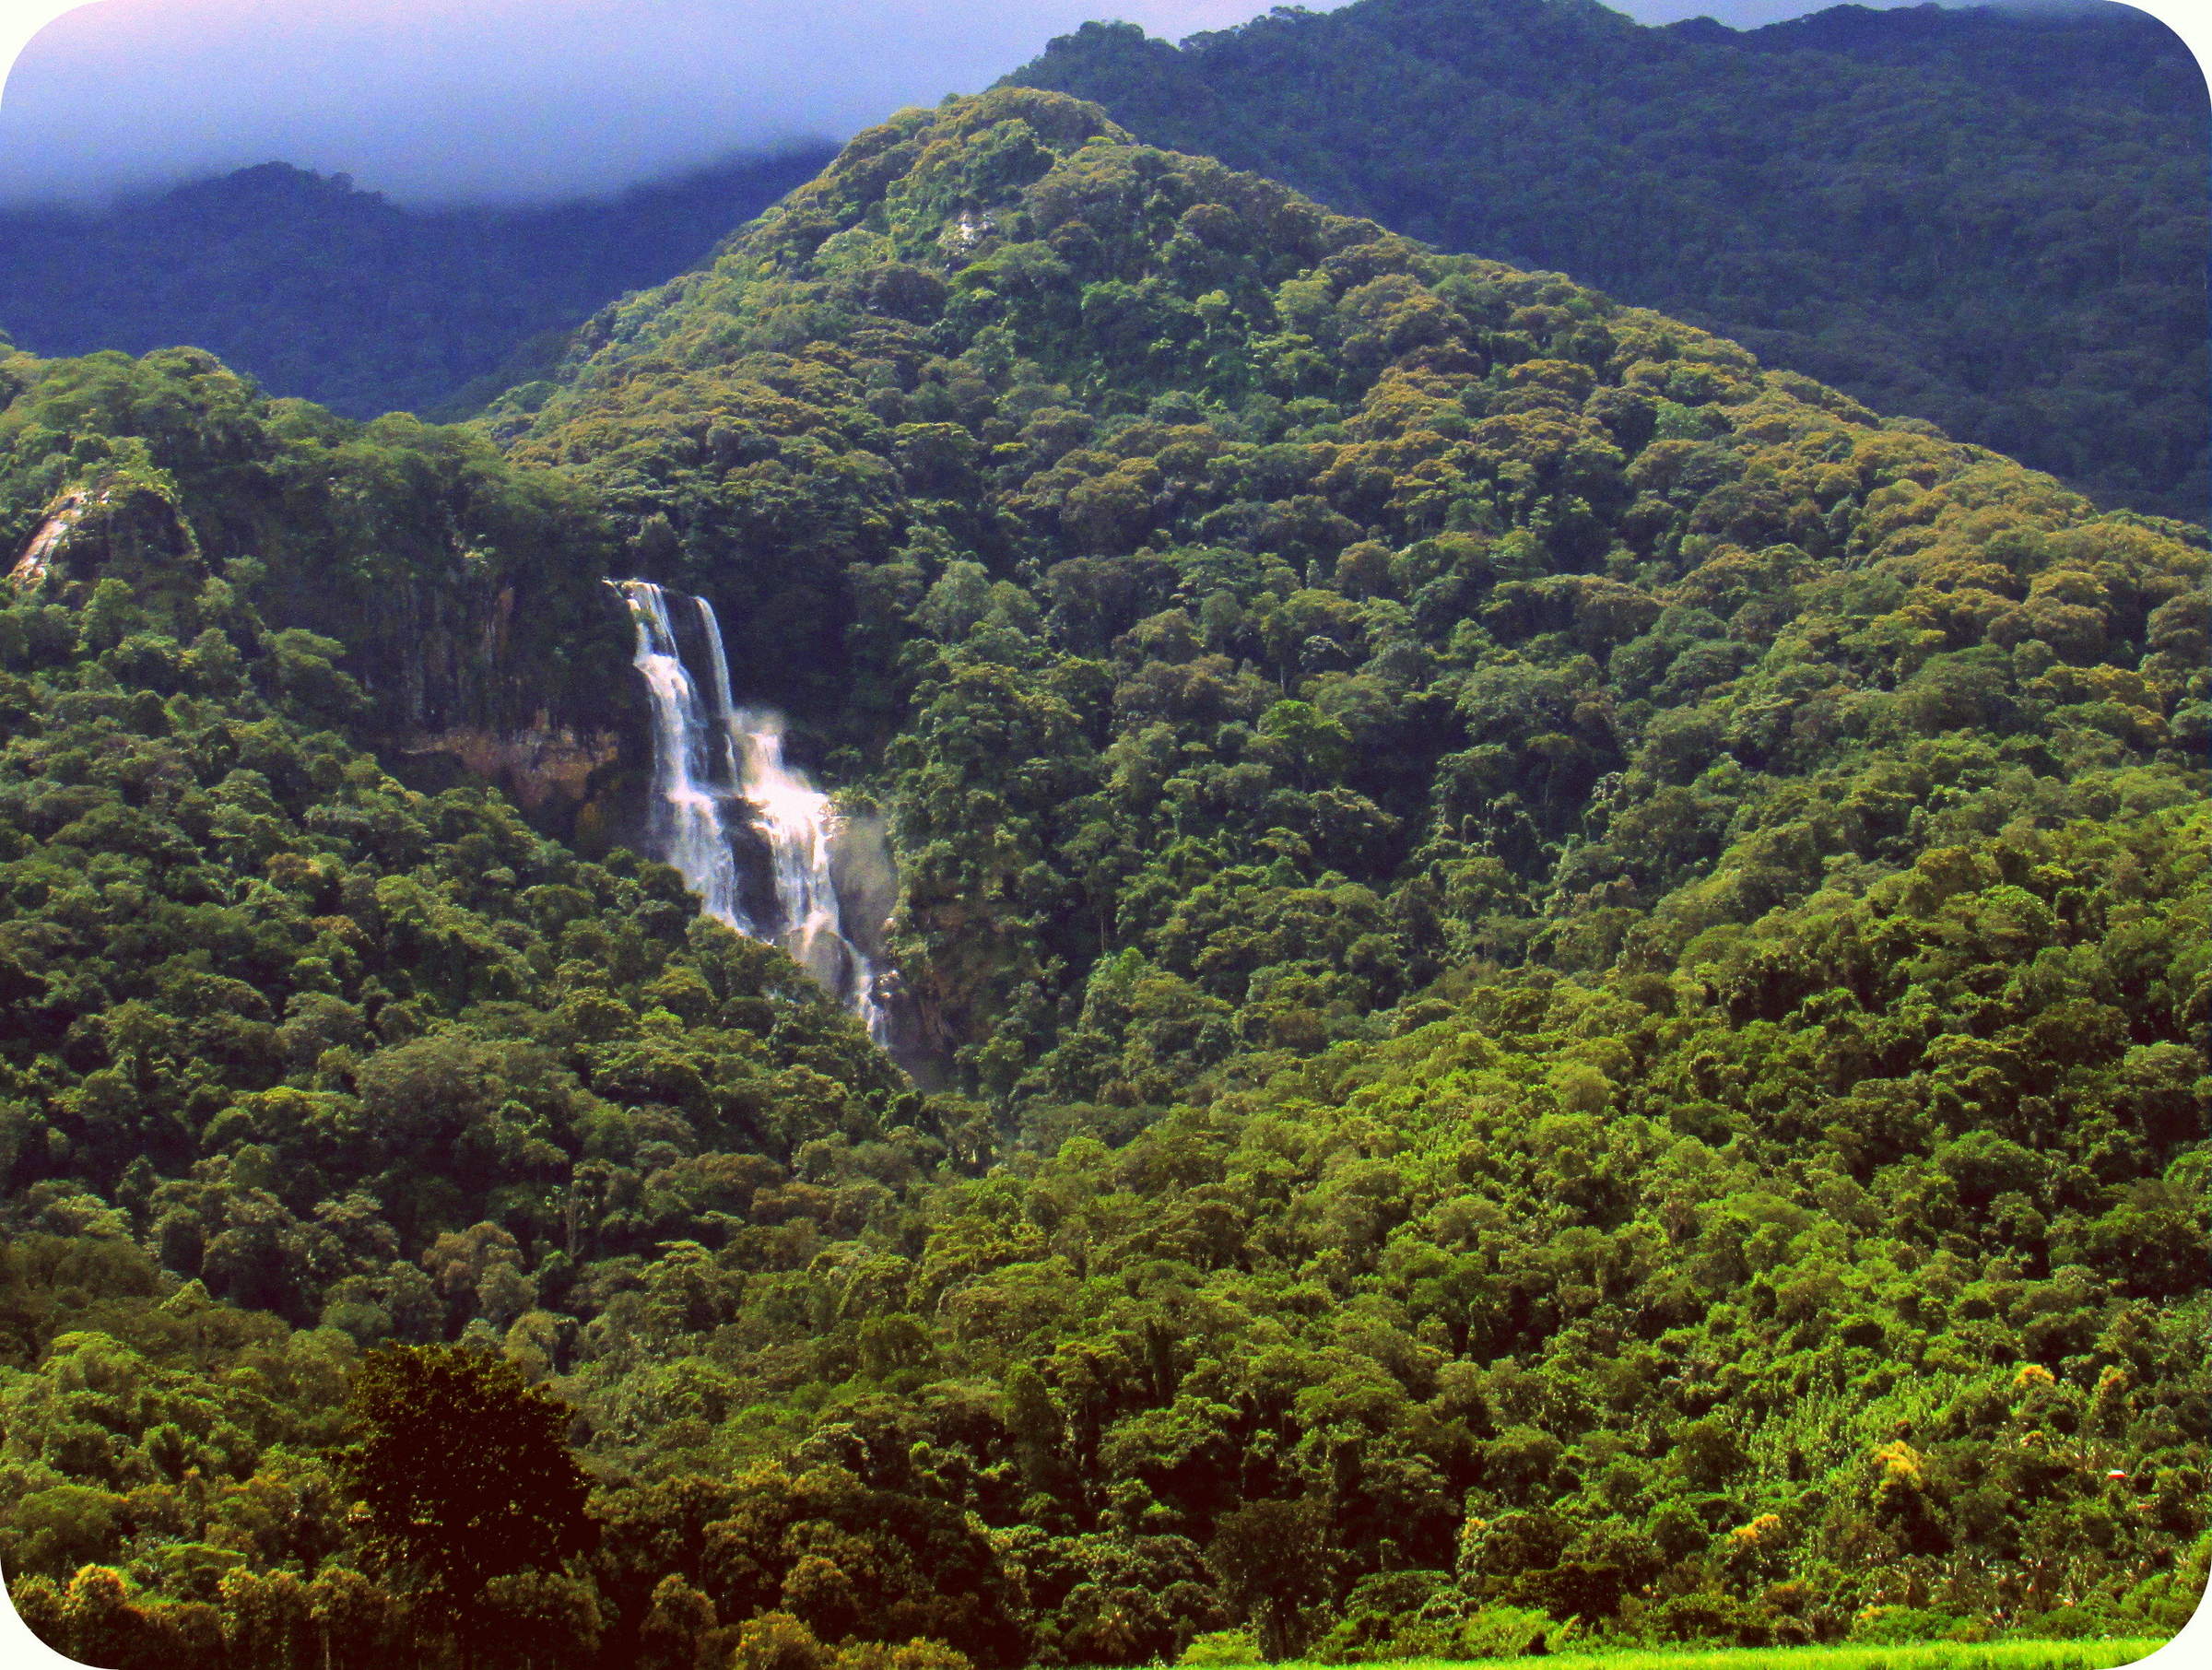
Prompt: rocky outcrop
<box><xmin>399</xmin><ymin>715</ymin><xmax>628</xmax><ymax>808</ymax></box>
<box><xmin>272</xmin><ymin>547</ymin><xmax>652</xmax><ymax>841</ymax></box>
<box><xmin>8</xmin><ymin>489</ymin><xmax>93</xmax><ymax>588</ymax></box>
<box><xmin>8</xmin><ymin>476</ymin><xmax>206</xmax><ymax>608</ymax></box>
<box><xmin>12</xmin><ymin>472</ymin><xmax>652</xmax><ymax>843</ymax></box>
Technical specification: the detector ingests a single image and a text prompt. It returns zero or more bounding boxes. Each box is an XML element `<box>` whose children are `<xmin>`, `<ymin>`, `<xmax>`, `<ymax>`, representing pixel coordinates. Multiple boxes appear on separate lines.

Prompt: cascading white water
<box><xmin>611</xmin><ymin>579</ymin><xmax>889</xmax><ymax>1042</ymax></box>
<box><xmin>617</xmin><ymin>581</ymin><xmax>747</xmax><ymax>929</ymax></box>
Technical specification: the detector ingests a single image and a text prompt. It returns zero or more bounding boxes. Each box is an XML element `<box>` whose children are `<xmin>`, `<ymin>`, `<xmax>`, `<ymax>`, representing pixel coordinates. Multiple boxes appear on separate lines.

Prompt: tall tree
<box><xmin>1206</xmin><ymin>1499</ymin><xmax>1335</xmax><ymax>1661</ymax></box>
<box><xmin>335</xmin><ymin>1345</ymin><xmax>594</xmax><ymax>1637</ymax></box>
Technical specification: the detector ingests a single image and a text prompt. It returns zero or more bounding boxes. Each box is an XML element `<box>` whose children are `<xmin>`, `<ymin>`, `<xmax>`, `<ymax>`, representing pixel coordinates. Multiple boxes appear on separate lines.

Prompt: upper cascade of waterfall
<box><xmin>618</xmin><ymin>580</ymin><xmax>746</xmax><ymax>928</ymax></box>
<box><xmin>610</xmin><ymin>579</ymin><xmax>889</xmax><ymax>1043</ymax></box>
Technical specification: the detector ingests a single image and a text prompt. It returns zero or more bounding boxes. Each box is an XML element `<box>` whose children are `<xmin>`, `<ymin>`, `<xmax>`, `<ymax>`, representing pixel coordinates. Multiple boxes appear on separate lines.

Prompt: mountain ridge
<box><xmin>0</xmin><ymin>147</ymin><xmax>839</xmax><ymax>423</ymax></box>
<box><xmin>490</xmin><ymin>83</ymin><xmax>2206</xmax><ymax>1091</ymax></box>
<box><xmin>1002</xmin><ymin>0</ymin><xmax>2209</xmax><ymax>520</ymax></box>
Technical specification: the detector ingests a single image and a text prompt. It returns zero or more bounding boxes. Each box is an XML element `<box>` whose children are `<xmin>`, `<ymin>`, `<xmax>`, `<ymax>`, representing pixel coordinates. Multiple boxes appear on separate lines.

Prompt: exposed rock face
<box><xmin>400</xmin><ymin>717</ymin><xmax>622</xmax><ymax>811</ymax></box>
<box><xmin>826</xmin><ymin>810</ymin><xmax>899</xmax><ymax>968</ymax></box>
<box><xmin>255</xmin><ymin>532</ymin><xmax>650</xmax><ymax>841</ymax></box>
<box><xmin>371</xmin><ymin>591</ymin><xmax>650</xmax><ymax>845</ymax></box>
<box><xmin>8</xmin><ymin>477</ymin><xmax>206</xmax><ymax>606</ymax></box>
<box><xmin>283</xmin><ymin>565</ymin><xmax>616</xmax><ymax>738</ymax></box>
<box><xmin>8</xmin><ymin>489</ymin><xmax>92</xmax><ymax>587</ymax></box>
<box><xmin>13</xmin><ymin>470</ymin><xmax>652</xmax><ymax>843</ymax></box>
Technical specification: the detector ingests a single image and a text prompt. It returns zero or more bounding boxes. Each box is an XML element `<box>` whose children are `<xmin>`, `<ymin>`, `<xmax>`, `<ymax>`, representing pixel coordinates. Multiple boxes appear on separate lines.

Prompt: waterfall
<box><xmin>616</xmin><ymin>581</ymin><xmax>746</xmax><ymax>929</ymax></box>
<box><xmin>610</xmin><ymin>579</ymin><xmax>889</xmax><ymax>1042</ymax></box>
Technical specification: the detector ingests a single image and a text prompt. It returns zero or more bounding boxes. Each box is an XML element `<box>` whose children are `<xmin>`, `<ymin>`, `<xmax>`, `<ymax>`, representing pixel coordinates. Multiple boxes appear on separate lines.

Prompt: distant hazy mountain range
<box><xmin>1005</xmin><ymin>0</ymin><xmax>2209</xmax><ymax>518</ymax></box>
<box><xmin>0</xmin><ymin>147</ymin><xmax>836</xmax><ymax>421</ymax></box>
<box><xmin>0</xmin><ymin>0</ymin><xmax>2199</xmax><ymax>520</ymax></box>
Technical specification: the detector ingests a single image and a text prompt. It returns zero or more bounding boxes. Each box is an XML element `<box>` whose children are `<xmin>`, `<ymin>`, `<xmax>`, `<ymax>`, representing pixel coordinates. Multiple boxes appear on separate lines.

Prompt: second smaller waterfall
<box><xmin>612</xmin><ymin>580</ymin><xmax>889</xmax><ymax>1041</ymax></box>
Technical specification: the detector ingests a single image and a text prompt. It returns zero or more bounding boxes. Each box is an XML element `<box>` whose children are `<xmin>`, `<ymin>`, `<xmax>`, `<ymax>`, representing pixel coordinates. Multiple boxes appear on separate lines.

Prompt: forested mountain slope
<box><xmin>0</xmin><ymin>149</ymin><xmax>835</xmax><ymax>422</ymax></box>
<box><xmin>0</xmin><ymin>337</ymin><xmax>921</xmax><ymax>1302</ymax></box>
<box><xmin>0</xmin><ymin>86</ymin><xmax>2204</xmax><ymax>1668</ymax></box>
<box><xmin>1004</xmin><ymin>0</ymin><xmax>2210</xmax><ymax>521</ymax></box>
<box><xmin>499</xmin><ymin>84</ymin><xmax>2207</xmax><ymax>1107</ymax></box>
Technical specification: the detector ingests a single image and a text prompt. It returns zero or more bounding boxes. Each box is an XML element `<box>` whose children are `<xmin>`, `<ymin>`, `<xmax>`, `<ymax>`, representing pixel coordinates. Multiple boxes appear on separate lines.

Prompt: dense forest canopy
<box><xmin>0</xmin><ymin>82</ymin><xmax>2204</xmax><ymax>1670</ymax></box>
<box><xmin>1004</xmin><ymin>0</ymin><xmax>2210</xmax><ymax>522</ymax></box>
<box><xmin>0</xmin><ymin>150</ymin><xmax>835</xmax><ymax>424</ymax></box>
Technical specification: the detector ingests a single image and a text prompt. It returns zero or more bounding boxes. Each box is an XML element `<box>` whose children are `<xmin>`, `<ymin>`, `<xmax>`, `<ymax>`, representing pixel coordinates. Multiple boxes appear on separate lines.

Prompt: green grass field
<box><xmin>1277</xmin><ymin>1641</ymin><xmax>2176</xmax><ymax>1670</ymax></box>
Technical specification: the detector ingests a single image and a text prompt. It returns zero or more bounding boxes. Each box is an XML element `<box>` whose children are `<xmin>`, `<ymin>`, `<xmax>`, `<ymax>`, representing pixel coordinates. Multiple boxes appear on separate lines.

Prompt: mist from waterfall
<box><xmin>610</xmin><ymin>579</ymin><xmax>889</xmax><ymax>1042</ymax></box>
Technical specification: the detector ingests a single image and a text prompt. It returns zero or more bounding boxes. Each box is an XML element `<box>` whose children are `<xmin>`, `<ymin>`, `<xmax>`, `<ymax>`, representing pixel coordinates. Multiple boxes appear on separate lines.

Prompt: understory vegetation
<box><xmin>1212</xmin><ymin>1643</ymin><xmax>2171</xmax><ymax>1670</ymax></box>
<box><xmin>0</xmin><ymin>86</ymin><xmax>2202</xmax><ymax>1670</ymax></box>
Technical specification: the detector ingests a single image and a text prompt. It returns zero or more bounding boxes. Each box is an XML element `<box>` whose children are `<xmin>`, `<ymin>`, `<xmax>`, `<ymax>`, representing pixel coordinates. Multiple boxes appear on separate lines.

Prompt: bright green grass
<box><xmin>1282</xmin><ymin>1641</ymin><xmax>2173</xmax><ymax>1670</ymax></box>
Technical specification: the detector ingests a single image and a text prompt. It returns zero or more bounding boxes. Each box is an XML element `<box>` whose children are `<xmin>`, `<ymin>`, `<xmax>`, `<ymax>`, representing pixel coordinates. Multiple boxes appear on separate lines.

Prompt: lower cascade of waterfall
<box><xmin>611</xmin><ymin>579</ymin><xmax>891</xmax><ymax>1042</ymax></box>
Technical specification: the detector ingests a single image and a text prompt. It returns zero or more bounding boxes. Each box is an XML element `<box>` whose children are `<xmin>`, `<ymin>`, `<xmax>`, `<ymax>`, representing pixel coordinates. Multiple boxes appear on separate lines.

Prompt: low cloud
<box><xmin>0</xmin><ymin>0</ymin><xmax>1310</xmax><ymax>206</ymax></box>
<box><xmin>3</xmin><ymin>0</ymin><xmax>2135</xmax><ymax>207</ymax></box>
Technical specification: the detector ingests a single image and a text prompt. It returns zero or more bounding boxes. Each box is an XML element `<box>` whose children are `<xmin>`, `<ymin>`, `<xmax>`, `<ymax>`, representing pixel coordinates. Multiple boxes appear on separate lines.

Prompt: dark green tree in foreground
<box><xmin>1206</xmin><ymin>1499</ymin><xmax>1336</xmax><ymax>1662</ymax></box>
<box><xmin>335</xmin><ymin>1345</ymin><xmax>594</xmax><ymax>1625</ymax></box>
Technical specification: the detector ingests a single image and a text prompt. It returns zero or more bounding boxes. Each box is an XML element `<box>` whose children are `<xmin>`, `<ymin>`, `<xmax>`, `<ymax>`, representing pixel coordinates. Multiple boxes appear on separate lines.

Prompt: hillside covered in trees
<box><xmin>0</xmin><ymin>86</ymin><xmax>2204</xmax><ymax>1669</ymax></box>
<box><xmin>1005</xmin><ymin>0</ymin><xmax>2210</xmax><ymax>522</ymax></box>
<box><xmin>0</xmin><ymin>149</ymin><xmax>835</xmax><ymax>423</ymax></box>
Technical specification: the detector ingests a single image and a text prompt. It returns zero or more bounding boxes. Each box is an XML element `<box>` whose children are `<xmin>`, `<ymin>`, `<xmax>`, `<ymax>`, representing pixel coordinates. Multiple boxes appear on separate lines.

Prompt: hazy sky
<box><xmin>0</xmin><ymin>0</ymin><xmax>2195</xmax><ymax>206</ymax></box>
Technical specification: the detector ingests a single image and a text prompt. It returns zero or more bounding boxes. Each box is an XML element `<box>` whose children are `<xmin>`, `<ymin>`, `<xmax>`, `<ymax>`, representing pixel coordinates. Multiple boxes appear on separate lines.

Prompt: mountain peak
<box><xmin>153</xmin><ymin>159</ymin><xmax>379</xmax><ymax>211</ymax></box>
<box><xmin>1004</xmin><ymin>0</ymin><xmax>2208</xmax><ymax>518</ymax></box>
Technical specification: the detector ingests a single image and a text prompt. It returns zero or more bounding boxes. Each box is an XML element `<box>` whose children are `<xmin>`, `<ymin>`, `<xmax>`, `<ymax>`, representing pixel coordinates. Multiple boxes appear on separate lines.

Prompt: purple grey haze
<box><xmin>0</xmin><ymin>0</ymin><xmax>2180</xmax><ymax>206</ymax></box>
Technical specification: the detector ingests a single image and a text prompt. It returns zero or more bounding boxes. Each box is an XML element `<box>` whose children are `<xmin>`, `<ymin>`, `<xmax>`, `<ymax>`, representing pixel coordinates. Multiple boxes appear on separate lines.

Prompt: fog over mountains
<box><xmin>0</xmin><ymin>0</ymin><xmax>1276</xmax><ymax>206</ymax></box>
<box><xmin>0</xmin><ymin>0</ymin><xmax>2160</xmax><ymax>206</ymax></box>
<box><xmin>0</xmin><ymin>0</ymin><xmax>2196</xmax><ymax>517</ymax></box>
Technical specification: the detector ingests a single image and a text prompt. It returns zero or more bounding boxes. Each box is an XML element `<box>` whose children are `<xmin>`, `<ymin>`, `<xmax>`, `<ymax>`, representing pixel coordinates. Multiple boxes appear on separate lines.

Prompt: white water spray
<box><xmin>611</xmin><ymin>580</ymin><xmax>889</xmax><ymax>1041</ymax></box>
